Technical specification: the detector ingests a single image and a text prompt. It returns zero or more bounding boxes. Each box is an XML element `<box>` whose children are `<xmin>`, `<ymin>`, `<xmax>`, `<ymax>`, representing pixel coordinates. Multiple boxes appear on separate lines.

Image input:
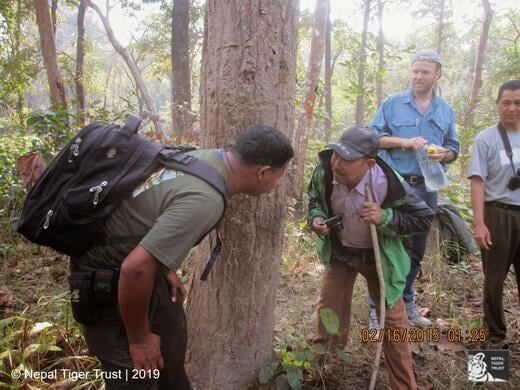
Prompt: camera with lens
<box><xmin>508</xmin><ymin>169</ymin><xmax>520</xmax><ymax>191</ymax></box>
<box><xmin>324</xmin><ymin>215</ymin><xmax>343</xmax><ymax>231</ymax></box>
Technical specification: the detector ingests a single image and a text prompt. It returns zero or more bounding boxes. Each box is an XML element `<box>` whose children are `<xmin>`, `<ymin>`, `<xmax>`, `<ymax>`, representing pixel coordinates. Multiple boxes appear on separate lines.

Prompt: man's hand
<box><xmin>426</xmin><ymin>145</ymin><xmax>449</xmax><ymax>162</ymax></box>
<box><xmin>128</xmin><ymin>332</ymin><xmax>164</xmax><ymax>371</ymax></box>
<box><xmin>474</xmin><ymin>223</ymin><xmax>492</xmax><ymax>250</ymax></box>
<box><xmin>402</xmin><ymin>136</ymin><xmax>428</xmax><ymax>151</ymax></box>
<box><xmin>360</xmin><ymin>202</ymin><xmax>383</xmax><ymax>225</ymax></box>
<box><xmin>166</xmin><ymin>271</ymin><xmax>186</xmax><ymax>303</ymax></box>
<box><xmin>312</xmin><ymin>217</ymin><xmax>330</xmax><ymax>236</ymax></box>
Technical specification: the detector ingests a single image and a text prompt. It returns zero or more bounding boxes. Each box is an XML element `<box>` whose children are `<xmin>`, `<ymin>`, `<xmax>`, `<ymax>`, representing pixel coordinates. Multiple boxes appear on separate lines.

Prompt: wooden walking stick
<box><xmin>365</xmin><ymin>181</ymin><xmax>385</xmax><ymax>390</ymax></box>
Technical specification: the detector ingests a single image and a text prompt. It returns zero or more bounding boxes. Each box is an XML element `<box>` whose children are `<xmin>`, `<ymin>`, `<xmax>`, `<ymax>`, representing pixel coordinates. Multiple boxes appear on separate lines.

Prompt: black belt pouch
<box><xmin>68</xmin><ymin>271</ymin><xmax>99</xmax><ymax>324</ymax></box>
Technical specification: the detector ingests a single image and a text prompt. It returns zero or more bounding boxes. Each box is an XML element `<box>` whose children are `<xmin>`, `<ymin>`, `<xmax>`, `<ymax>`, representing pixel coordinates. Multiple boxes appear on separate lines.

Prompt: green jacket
<box><xmin>307</xmin><ymin>149</ymin><xmax>434</xmax><ymax>307</ymax></box>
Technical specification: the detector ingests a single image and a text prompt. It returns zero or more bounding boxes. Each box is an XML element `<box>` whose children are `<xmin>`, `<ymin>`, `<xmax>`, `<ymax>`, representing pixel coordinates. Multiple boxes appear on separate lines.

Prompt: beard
<box><xmin>412</xmin><ymin>81</ymin><xmax>434</xmax><ymax>94</ymax></box>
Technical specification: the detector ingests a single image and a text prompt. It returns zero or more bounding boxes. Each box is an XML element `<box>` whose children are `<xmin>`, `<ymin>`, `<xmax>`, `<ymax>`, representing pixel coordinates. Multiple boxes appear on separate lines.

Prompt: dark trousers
<box><xmin>482</xmin><ymin>204</ymin><xmax>520</xmax><ymax>340</ymax></box>
<box><xmin>82</xmin><ymin>276</ymin><xmax>191</xmax><ymax>390</ymax></box>
<box><xmin>402</xmin><ymin>182</ymin><xmax>438</xmax><ymax>307</ymax></box>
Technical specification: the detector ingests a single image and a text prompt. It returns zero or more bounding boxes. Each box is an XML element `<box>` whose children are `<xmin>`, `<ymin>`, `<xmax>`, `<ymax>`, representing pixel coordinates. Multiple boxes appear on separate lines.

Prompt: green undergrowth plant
<box><xmin>260</xmin><ymin>308</ymin><xmax>351</xmax><ymax>389</ymax></box>
<box><xmin>0</xmin><ymin>292</ymin><xmax>101</xmax><ymax>389</ymax></box>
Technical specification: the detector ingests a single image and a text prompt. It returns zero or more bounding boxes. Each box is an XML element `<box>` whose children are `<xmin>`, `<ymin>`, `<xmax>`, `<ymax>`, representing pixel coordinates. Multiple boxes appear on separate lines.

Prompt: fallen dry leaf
<box><xmin>16</xmin><ymin>153</ymin><xmax>45</xmax><ymax>191</ymax></box>
<box><xmin>435</xmin><ymin>334</ymin><xmax>467</xmax><ymax>353</ymax></box>
<box><xmin>435</xmin><ymin>318</ymin><xmax>451</xmax><ymax>331</ymax></box>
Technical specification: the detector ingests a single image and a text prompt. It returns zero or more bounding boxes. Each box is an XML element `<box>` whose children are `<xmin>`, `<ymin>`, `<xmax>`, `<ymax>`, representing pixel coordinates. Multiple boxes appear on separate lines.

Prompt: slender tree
<box><xmin>171</xmin><ymin>0</ymin><xmax>193</xmax><ymax>137</ymax></box>
<box><xmin>460</xmin><ymin>0</ymin><xmax>492</xmax><ymax>170</ymax></box>
<box><xmin>51</xmin><ymin>0</ymin><xmax>57</xmax><ymax>35</ymax></box>
<box><xmin>15</xmin><ymin>0</ymin><xmax>26</xmax><ymax>118</ymax></box>
<box><xmin>290</xmin><ymin>0</ymin><xmax>330</xmax><ymax>202</ymax></box>
<box><xmin>324</xmin><ymin>5</ymin><xmax>332</xmax><ymax>142</ymax></box>
<box><xmin>185</xmin><ymin>1</ymin><xmax>298</xmax><ymax>388</ymax></box>
<box><xmin>34</xmin><ymin>0</ymin><xmax>68</xmax><ymax>109</ymax></box>
<box><xmin>436</xmin><ymin>0</ymin><xmax>445</xmax><ymax>54</ymax></box>
<box><xmin>376</xmin><ymin>0</ymin><xmax>385</xmax><ymax>106</ymax></box>
<box><xmin>355</xmin><ymin>0</ymin><xmax>371</xmax><ymax>125</ymax></box>
<box><xmin>86</xmin><ymin>0</ymin><xmax>165</xmax><ymax>138</ymax></box>
<box><xmin>75</xmin><ymin>0</ymin><xmax>87</xmax><ymax>126</ymax></box>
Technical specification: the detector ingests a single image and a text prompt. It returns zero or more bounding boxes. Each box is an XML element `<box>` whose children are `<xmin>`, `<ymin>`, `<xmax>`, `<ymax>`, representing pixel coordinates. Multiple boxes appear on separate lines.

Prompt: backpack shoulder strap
<box><xmin>122</xmin><ymin>116</ymin><xmax>142</xmax><ymax>134</ymax></box>
<box><xmin>158</xmin><ymin>148</ymin><xmax>229</xmax><ymax>208</ymax></box>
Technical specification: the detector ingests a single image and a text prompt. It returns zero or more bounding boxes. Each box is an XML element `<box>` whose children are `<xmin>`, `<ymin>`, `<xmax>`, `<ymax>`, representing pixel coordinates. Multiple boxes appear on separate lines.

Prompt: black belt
<box><xmin>485</xmin><ymin>201</ymin><xmax>520</xmax><ymax>211</ymax></box>
<box><xmin>403</xmin><ymin>175</ymin><xmax>424</xmax><ymax>185</ymax></box>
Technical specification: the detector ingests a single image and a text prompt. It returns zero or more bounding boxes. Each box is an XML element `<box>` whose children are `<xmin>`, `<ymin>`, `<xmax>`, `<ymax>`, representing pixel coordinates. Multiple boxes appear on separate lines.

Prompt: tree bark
<box><xmin>324</xmin><ymin>6</ymin><xmax>332</xmax><ymax>143</ymax></box>
<box><xmin>460</xmin><ymin>0</ymin><xmax>492</xmax><ymax>171</ymax></box>
<box><xmin>355</xmin><ymin>0</ymin><xmax>371</xmax><ymax>125</ymax></box>
<box><xmin>51</xmin><ymin>0</ymin><xmax>58</xmax><ymax>35</ymax></box>
<box><xmin>15</xmin><ymin>0</ymin><xmax>26</xmax><ymax>119</ymax></box>
<box><xmin>86</xmin><ymin>0</ymin><xmax>165</xmax><ymax>139</ymax></box>
<box><xmin>290</xmin><ymin>0</ymin><xmax>329</xmax><ymax>203</ymax></box>
<box><xmin>376</xmin><ymin>0</ymin><xmax>385</xmax><ymax>107</ymax></box>
<box><xmin>171</xmin><ymin>0</ymin><xmax>193</xmax><ymax>138</ymax></box>
<box><xmin>75</xmin><ymin>0</ymin><xmax>87</xmax><ymax>126</ymax></box>
<box><xmin>35</xmin><ymin>0</ymin><xmax>68</xmax><ymax>110</ymax></box>
<box><xmin>185</xmin><ymin>1</ymin><xmax>298</xmax><ymax>389</ymax></box>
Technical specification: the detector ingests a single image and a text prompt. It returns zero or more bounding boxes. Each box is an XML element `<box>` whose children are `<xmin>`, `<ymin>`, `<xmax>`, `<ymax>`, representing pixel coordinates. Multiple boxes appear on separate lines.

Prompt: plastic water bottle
<box><xmin>414</xmin><ymin>145</ymin><xmax>448</xmax><ymax>192</ymax></box>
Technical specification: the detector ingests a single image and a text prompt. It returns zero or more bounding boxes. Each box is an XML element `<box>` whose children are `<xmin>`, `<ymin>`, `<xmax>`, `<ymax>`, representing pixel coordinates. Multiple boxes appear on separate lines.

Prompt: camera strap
<box><xmin>497</xmin><ymin>122</ymin><xmax>517</xmax><ymax>174</ymax></box>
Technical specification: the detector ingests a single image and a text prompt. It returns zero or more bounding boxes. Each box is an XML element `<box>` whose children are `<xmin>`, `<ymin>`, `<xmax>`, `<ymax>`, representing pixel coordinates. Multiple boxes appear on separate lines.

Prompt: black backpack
<box><xmin>17</xmin><ymin>117</ymin><xmax>228</xmax><ymax>279</ymax></box>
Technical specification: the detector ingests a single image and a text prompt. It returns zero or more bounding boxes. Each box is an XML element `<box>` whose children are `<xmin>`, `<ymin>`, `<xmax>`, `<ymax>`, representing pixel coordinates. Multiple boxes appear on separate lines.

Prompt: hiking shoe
<box><xmin>407</xmin><ymin>309</ymin><xmax>432</xmax><ymax>328</ymax></box>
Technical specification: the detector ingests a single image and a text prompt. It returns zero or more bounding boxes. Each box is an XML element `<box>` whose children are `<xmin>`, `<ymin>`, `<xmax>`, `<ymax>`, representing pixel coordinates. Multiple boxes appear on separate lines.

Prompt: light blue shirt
<box><xmin>369</xmin><ymin>90</ymin><xmax>459</xmax><ymax>176</ymax></box>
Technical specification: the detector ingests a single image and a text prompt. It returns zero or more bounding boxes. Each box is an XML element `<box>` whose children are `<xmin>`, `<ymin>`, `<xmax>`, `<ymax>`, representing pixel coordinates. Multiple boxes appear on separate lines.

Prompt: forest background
<box><xmin>0</xmin><ymin>0</ymin><xmax>520</xmax><ymax>389</ymax></box>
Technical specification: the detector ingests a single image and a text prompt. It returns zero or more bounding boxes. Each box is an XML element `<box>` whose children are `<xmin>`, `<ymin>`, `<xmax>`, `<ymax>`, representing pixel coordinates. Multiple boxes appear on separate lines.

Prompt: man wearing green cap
<box><xmin>307</xmin><ymin>126</ymin><xmax>434</xmax><ymax>389</ymax></box>
<box><xmin>368</xmin><ymin>49</ymin><xmax>460</xmax><ymax>328</ymax></box>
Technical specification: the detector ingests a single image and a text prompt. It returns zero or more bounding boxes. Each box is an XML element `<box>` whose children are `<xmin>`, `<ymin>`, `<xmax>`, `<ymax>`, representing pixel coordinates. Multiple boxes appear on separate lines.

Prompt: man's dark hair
<box><xmin>231</xmin><ymin>125</ymin><xmax>294</xmax><ymax>169</ymax></box>
<box><xmin>497</xmin><ymin>80</ymin><xmax>520</xmax><ymax>102</ymax></box>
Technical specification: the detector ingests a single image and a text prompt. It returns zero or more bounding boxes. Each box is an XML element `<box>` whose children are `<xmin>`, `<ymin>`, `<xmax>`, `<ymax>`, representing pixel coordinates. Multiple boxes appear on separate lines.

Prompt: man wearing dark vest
<box><xmin>308</xmin><ymin>126</ymin><xmax>433</xmax><ymax>389</ymax></box>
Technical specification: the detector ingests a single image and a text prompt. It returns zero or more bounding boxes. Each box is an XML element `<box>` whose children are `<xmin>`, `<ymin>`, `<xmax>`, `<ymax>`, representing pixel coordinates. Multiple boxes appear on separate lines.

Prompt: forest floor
<box><xmin>0</xmin><ymin>217</ymin><xmax>519</xmax><ymax>389</ymax></box>
<box><xmin>274</xmin><ymin>218</ymin><xmax>520</xmax><ymax>389</ymax></box>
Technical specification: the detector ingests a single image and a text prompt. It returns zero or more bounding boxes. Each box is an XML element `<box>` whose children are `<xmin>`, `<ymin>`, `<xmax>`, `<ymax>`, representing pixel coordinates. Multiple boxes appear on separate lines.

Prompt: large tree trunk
<box><xmin>35</xmin><ymin>0</ymin><xmax>68</xmax><ymax>109</ymax></box>
<box><xmin>290</xmin><ymin>0</ymin><xmax>329</xmax><ymax>203</ymax></box>
<box><xmin>75</xmin><ymin>0</ymin><xmax>87</xmax><ymax>126</ymax></box>
<box><xmin>376</xmin><ymin>0</ymin><xmax>385</xmax><ymax>107</ymax></box>
<box><xmin>460</xmin><ymin>0</ymin><xmax>492</xmax><ymax>172</ymax></box>
<box><xmin>171</xmin><ymin>0</ymin><xmax>193</xmax><ymax>138</ymax></box>
<box><xmin>86</xmin><ymin>0</ymin><xmax>165</xmax><ymax>139</ymax></box>
<box><xmin>436</xmin><ymin>0</ymin><xmax>445</xmax><ymax>54</ymax></box>
<box><xmin>185</xmin><ymin>1</ymin><xmax>298</xmax><ymax>389</ymax></box>
<box><xmin>324</xmin><ymin>6</ymin><xmax>332</xmax><ymax>143</ymax></box>
<box><xmin>355</xmin><ymin>0</ymin><xmax>371</xmax><ymax>125</ymax></box>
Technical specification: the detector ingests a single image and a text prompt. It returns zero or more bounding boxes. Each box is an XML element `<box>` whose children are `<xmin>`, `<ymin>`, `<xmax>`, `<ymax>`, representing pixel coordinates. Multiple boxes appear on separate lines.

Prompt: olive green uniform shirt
<box><xmin>73</xmin><ymin>149</ymin><xmax>228</xmax><ymax>271</ymax></box>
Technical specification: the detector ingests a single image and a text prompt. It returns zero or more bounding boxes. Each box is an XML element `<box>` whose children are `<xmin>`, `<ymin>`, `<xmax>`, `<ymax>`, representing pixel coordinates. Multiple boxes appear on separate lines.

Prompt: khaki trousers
<box><xmin>317</xmin><ymin>253</ymin><xmax>417</xmax><ymax>390</ymax></box>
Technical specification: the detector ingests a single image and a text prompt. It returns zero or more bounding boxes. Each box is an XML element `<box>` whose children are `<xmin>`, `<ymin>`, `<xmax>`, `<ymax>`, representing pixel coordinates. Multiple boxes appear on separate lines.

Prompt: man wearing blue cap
<box><xmin>368</xmin><ymin>50</ymin><xmax>460</xmax><ymax>328</ymax></box>
<box><xmin>307</xmin><ymin>126</ymin><xmax>434</xmax><ymax>389</ymax></box>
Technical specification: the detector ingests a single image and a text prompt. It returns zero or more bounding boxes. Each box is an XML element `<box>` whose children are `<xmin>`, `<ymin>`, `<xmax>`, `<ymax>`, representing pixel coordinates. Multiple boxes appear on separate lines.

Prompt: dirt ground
<box><xmin>1</xmin><ymin>220</ymin><xmax>519</xmax><ymax>389</ymax></box>
<box><xmin>274</xmin><ymin>226</ymin><xmax>520</xmax><ymax>389</ymax></box>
